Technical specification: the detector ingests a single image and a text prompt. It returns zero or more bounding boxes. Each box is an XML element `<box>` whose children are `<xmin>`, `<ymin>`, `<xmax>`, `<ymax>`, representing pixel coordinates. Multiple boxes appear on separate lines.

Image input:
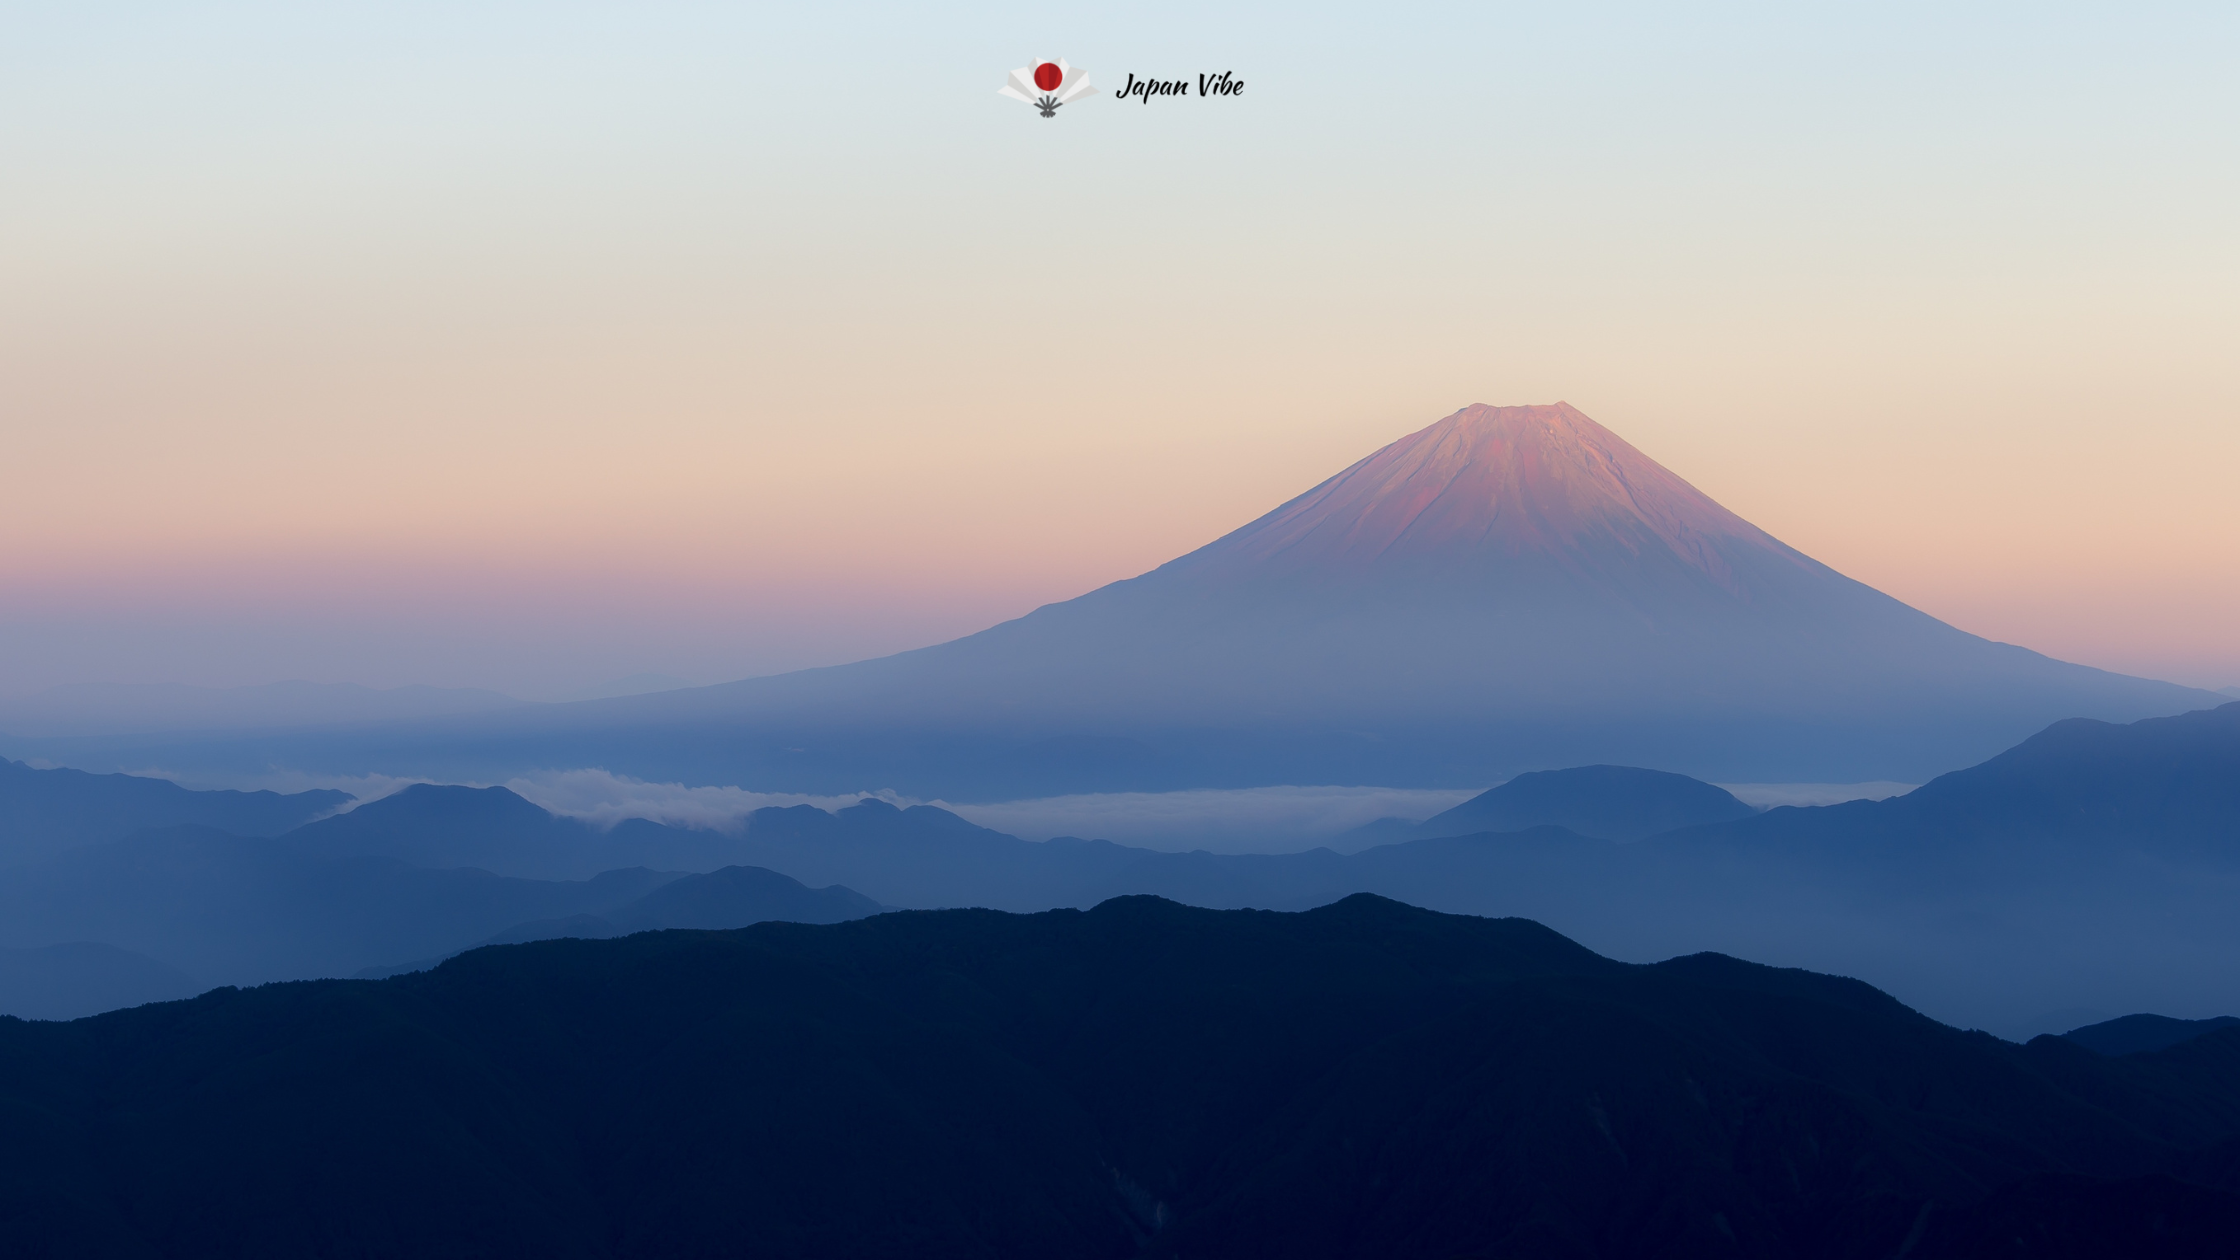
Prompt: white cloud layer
<box><xmin>1721</xmin><ymin>782</ymin><xmax>1917</xmax><ymax>809</ymax></box>
<box><xmin>142</xmin><ymin>766</ymin><xmax>879</xmax><ymax>830</ymax></box>
<box><xmin>935</xmin><ymin>786</ymin><xmax>1483</xmax><ymax>854</ymax></box>
<box><xmin>500</xmin><ymin>769</ymin><xmax>878</xmax><ymax>831</ymax></box>
<box><xmin>125</xmin><ymin>763</ymin><xmax>1915</xmax><ymax>852</ymax></box>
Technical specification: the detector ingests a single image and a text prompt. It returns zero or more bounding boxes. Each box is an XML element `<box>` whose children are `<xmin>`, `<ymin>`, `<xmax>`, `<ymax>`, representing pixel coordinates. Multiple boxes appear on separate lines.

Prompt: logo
<box><xmin>1115</xmin><ymin>72</ymin><xmax>1244</xmax><ymax>102</ymax></box>
<box><xmin>999</xmin><ymin>58</ymin><xmax>1097</xmax><ymax>118</ymax></box>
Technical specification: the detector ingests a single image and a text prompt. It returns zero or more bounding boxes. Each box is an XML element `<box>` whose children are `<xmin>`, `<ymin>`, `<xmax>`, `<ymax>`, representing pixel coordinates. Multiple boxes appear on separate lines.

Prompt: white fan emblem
<box><xmin>999</xmin><ymin>58</ymin><xmax>1097</xmax><ymax>118</ymax></box>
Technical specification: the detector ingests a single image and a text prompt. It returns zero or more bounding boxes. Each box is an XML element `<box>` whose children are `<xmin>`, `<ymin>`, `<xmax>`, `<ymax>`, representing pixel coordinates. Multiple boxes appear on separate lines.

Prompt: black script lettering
<box><xmin>1117</xmin><ymin>74</ymin><xmax>1200</xmax><ymax>103</ymax></box>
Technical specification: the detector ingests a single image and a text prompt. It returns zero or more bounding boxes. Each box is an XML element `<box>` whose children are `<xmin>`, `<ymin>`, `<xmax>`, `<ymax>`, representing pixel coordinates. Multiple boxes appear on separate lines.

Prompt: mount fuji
<box><xmin>19</xmin><ymin>405</ymin><xmax>2219</xmax><ymax>796</ymax></box>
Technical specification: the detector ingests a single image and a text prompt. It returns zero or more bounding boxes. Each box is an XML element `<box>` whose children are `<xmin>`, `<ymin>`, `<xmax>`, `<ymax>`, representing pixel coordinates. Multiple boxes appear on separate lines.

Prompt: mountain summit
<box><xmin>585</xmin><ymin>402</ymin><xmax>2212</xmax><ymax>792</ymax></box>
<box><xmin>49</xmin><ymin>405</ymin><xmax>2219</xmax><ymax>796</ymax></box>
<box><xmin>1173</xmin><ymin>402</ymin><xmax>1777</xmax><ymax>586</ymax></box>
<box><xmin>1126</xmin><ymin>401</ymin><xmax>1884</xmax><ymax>648</ymax></box>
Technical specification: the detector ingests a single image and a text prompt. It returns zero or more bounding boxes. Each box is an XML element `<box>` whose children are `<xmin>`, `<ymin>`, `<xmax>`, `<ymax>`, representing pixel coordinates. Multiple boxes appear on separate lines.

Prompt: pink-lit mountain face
<box><xmin>134</xmin><ymin>405</ymin><xmax>2223</xmax><ymax>794</ymax></box>
<box><xmin>1134</xmin><ymin>402</ymin><xmax>1854</xmax><ymax>641</ymax></box>
<box><xmin>465</xmin><ymin>401</ymin><xmax>2213</xmax><ymax>791</ymax></box>
<box><xmin>899</xmin><ymin>401</ymin><xmax>1959</xmax><ymax>726</ymax></box>
<box><xmin>1176</xmin><ymin>403</ymin><xmax>1779</xmax><ymax>588</ymax></box>
<box><xmin>658</xmin><ymin>401</ymin><xmax>2204</xmax><ymax>775</ymax></box>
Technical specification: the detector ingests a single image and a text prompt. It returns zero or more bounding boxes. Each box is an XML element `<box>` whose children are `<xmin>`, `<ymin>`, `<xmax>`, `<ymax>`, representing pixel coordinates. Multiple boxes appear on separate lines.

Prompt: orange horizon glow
<box><xmin>3</xmin><ymin>6</ymin><xmax>2235</xmax><ymax>699</ymax></box>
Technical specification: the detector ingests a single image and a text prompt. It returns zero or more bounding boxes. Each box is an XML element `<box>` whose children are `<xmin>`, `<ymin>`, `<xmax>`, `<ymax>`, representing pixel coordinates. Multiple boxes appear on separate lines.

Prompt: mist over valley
<box><xmin>12</xmin><ymin>1</ymin><xmax>2240</xmax><ymax>1245</ymax></box>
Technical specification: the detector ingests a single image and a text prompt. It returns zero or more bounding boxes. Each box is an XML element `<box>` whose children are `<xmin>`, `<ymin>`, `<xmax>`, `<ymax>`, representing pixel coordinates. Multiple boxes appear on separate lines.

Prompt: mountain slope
<box><xmin>1681</xmin><ymin>702</ymin><xmax>2240</xmax><ymax>858</ymax></box>
<box><xmin>0</xmin><ymin>943</ymin><xmax>200</xmax><ymax>1022</ymax></box>
<box><xmin>1879</xmin><ymin>701</ymin><xmax>2240</xmax><ymax>847</ymax></box>
<box><xmin>2066</xmin><ymin>1015</ymin><xmax>2240</xmax><ymax>1057</ymax></box>
<box><xmin>0</xmin><ymin>827</ymin><xmax>678</xmax><ymax>989</ymax></box>
<box><xmin>0</xmin><ymin>757</ymin><xmax>350</xmax><ymax>862</ymax></box>
<box><xmin>1409</xmin><ymin>765</ymin><xmax>1758</xmax><ymax>841</ymax></box>
<box><xmin>289</xmin><ymin>785</ymin><xmax>1106</xmax><ymax>889</ymax></box>
<box><xmin>538</xmin><ymin>404</ymin><xmax>2213</xmax><ymax>792</ymax></box>
<box><xmin>227</xmin><ymin>704</ymin><xmax>2240</xmax><ymax>1033</ymax></box>
<box><xmin>3</xmin><ymin>897</ymin><xmax>2239</xmax><ymax>1258</ymax></box>
<box><xmin>294</xmin><ymin>783</ymin><xmax>612</xmax><ymax>879</ymax></box>
<box><xmin>466</xmin><ymin>865</ymin><xmax>884</xmax><ymax>951</ymax></box>
<box><xmin>6</xmin><ymin>405</ymin><xmax>2214</xmax><ymax>795</ymax></box>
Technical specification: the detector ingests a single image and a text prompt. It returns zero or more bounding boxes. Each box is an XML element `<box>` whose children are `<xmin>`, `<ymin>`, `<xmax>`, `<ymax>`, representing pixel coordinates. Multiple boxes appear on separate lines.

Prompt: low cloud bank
<box><xmin>1721</xmin><ymin>782</ymin><xmax>1917</xmax><ymax>809</ymax></box>
<box><xmin>121</xmin><ymin>768</ymin><xmax>431</xmax><ymax>821</ymax></box>
<box><xmin>504</xmin><ymin>776</ymin><xmax>1480</xmax><ymax>853</ymax></box>
<box><xmin>501</xmin><ymin>769</ymin><xmax>877</xmax><ymax>831</ymax></box>
<box><xmin>125</xmin><ymin>764</ymin><xmax>1914</xmax><ymax>852</ymax></box>
<box><xmin>157</xmin><ymin>767</ymin><xmax>878</xmax><ymax>830</ymax></box>
<box><xmin>937</xmin><ymin>786</ymin><xmax>1483</xmax><ymax>854</ymax></box>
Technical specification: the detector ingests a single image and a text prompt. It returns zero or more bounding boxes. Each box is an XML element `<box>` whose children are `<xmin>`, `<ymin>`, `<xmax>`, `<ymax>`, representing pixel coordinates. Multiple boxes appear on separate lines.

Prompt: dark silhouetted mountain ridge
<box><xmin>178</xmin><ymin>704</ymin><xmax>2240</xmax><ymax>1034</ymax></box>
<box><xmin>8</xmin><ymin>705</ymin><xmax>2235</xmax><ymax>1030</ymax></box>
<box><xmin>2066</xmin><ymin>1014</ymin><xmax>2240</xmax><ymax>1057</ymax></box>
<box><xmin>3</xmin><ymin>897</ymin><xmax>2240</xmax><ymax>1257</ymax></box>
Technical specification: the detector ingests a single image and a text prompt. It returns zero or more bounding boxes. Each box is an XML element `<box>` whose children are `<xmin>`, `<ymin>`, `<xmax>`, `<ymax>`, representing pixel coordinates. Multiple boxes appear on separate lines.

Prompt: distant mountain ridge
<box><xmin>1699</xmin><ymin>701</ymin><xmax>2240</xmax><ymax>855</ymax></box>
<box><xmin>5</xmin><ymin>704</ymin><xmax>2238</xmax><ymax>1031</ymax></box>
<box><xmin>368</xmin><ymin>864</ymin><xmax>887</xmax><ymax>976</ymax></box>
<box><xmin>0</xmin><ymin>757</ymin><xmax>349</xmax><ymax>861</ymax></box>
<box><xmin>330</xmin><ymin>702</ymin><xmax>2240</xmax><ymax>1035</ymax></box>
<box><xmin>20</xmin><ymin>402</ymin><xmax>2212</xmax><ymax>797</ymax></box>
<box><xmin>1403</xmin><ymin>765</ymin><xmax>1758</xmax><ymax>841</ymax></box>
<box><xmin>0</xmin><ymin>826</ymin><xmax>681</xmax><ymax>989</ymax></box>
<box><xmin>292</xmin><ymin>784</ymin><xmax>1060</xmax><ymax>885</ymax></box>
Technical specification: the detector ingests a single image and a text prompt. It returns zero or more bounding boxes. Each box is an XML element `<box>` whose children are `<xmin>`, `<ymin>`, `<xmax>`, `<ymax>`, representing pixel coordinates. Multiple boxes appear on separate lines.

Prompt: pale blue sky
<box><xmin>3</xmin><ymin>2</ymin><xmax>2236</xmax><ymax>697</ymax></box>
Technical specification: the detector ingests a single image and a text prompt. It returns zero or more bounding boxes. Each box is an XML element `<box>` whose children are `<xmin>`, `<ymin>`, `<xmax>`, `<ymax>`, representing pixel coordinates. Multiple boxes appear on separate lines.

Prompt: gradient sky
<box><xmin>3</xmin><ymin>2</ymin><xmax>2236</xmax><ymax>699</ymax></box>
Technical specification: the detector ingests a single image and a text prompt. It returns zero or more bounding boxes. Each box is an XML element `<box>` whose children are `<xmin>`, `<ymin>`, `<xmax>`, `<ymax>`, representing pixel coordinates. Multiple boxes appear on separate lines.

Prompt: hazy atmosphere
<box><xmin>4</xmin><ymin>2</ymin><xmax>2235</xmax><ymax>700</ymax></box>
<box><xmin>5</xmin><ymin>7</ymin><xmax>2239</xmax><ymax>1255</ymax></box>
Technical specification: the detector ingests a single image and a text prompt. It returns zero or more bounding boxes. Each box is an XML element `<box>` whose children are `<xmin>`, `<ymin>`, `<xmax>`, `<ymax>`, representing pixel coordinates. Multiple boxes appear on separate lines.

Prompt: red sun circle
<box><xmin>1034</xmin><ymin>62</ymin><xmax>1063</xmax><ymax>92</ymax></box>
